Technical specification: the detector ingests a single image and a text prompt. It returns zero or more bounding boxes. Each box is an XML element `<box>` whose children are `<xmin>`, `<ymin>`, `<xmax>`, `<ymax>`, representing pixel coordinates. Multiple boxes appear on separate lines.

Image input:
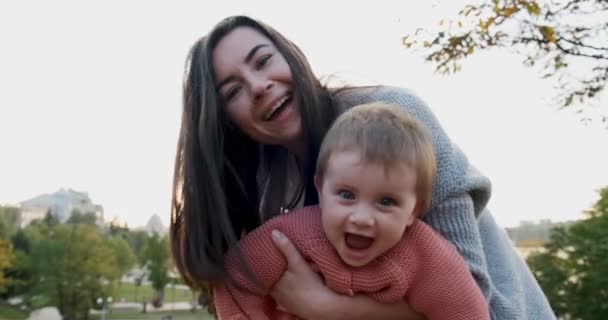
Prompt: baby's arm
<box><xmin>213</xmin><ymin>215</ymin><xmax>292</xmax><ymax>319</ymax></box>
<box><xmin>213</xmin><ymin>284</ymin><xmax>264</xmax><ymax>320</ymax></box>
<box><xmin>407</xmin><ymin>222</ymin><xmax>489</xmax><ymax>320</ymax></box>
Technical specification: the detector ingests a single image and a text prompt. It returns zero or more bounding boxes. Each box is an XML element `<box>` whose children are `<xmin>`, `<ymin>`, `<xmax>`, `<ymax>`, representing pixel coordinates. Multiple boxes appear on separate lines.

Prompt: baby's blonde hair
<box><xmin>316</xmin><ymin>102</ymin><xmax>436</xmax><ymax>213</ymax></box>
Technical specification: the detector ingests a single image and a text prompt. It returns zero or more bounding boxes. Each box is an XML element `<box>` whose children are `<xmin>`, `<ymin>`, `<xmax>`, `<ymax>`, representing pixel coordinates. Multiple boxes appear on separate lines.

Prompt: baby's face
<box><xmin>316</xmin><ymin>150</ymin><xmax>419</xmax><ymax>267</ymax></box>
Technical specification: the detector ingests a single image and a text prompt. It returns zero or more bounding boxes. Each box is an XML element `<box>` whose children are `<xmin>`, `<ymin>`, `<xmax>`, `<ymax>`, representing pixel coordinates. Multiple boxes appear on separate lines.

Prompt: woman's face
<box><xmin>212</xmin><ymin>27</ymin><xmax>303</xmax><ymax>149</ymax></box>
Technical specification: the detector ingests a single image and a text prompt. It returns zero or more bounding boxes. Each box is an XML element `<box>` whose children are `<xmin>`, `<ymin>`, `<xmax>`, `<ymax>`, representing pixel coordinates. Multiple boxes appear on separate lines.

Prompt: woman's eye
<box><xmin>379</xmin><ymin>198</ymin><xmax>396</xmax><ymax>207</ymax></box>
<box><xmin>338</xmin><ymin>191</ymin><xmax>355</xmax><ymax>200</ymax></box>
<box><xmin>225</xmin><ymin>86</ymin><xmax>241</xmax><ymax>101</ymax></box>
<box><xmin>256</xmin><ymin>54</ymin><xmax>272</xmax><ymax>70</ymax></box>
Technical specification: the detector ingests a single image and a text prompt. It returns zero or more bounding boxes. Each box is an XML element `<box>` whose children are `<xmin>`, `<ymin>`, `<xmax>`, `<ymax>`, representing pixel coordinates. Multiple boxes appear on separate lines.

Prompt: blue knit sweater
<box><xmin>335</xmin><ymin>86</ymin><xmax>555</xmax><ymax>320</ymax></box>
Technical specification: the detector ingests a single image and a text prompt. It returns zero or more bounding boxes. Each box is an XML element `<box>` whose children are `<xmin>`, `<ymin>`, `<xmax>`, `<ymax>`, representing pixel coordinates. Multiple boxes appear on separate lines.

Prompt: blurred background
<box><xmin>1</xmin><ymin>0</ymin><xmax>606</xmax><ymax>319</ymax></box>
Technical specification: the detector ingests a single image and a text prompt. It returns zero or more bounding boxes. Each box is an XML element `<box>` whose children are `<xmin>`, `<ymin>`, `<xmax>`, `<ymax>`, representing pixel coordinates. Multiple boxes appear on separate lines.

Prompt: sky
<box><xmin>1</xmin><ymin>0</ymin><xmax>607</xmax><ymax>229</ymax></box>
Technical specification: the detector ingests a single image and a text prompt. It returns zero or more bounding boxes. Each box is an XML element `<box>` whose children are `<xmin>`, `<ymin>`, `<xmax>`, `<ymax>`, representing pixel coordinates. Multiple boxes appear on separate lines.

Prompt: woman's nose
<box><xmin>252</xmin><ymin>77</ymin><xmax>273</xmax><ymax>100</ymax></box>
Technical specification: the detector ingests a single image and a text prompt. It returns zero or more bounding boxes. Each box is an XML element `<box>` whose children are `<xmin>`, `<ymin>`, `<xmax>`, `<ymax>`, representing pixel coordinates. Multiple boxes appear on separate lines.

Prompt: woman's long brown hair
<box><xmin>170</xmin><ymin>16</ymin><xmax>338</xmax><ymax>290</ymax></box>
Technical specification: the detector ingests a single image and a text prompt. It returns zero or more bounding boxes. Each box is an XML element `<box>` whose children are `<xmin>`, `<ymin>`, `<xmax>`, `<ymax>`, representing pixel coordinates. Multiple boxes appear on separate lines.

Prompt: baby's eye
<box><xmin>338</xmin><ymin>190</ymin><xmax>355</xmax><ymax>200</ymax></box>
<box><xmin>379</xmin><ymin>197</ymin><xmax>396</xmax><ymax>207</ymax></box>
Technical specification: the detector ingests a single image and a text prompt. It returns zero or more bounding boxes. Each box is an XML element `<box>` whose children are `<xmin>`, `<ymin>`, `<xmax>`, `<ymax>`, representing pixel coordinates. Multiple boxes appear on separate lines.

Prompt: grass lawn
<box><xmin>106</xmin><ymin>309</ymin><xmax>214</xmax><ymax>320</ymax></box>
<box><xmin>0</xmin><ymin>305</ymin><xmax>27</xmax><ymax>320</ymax></box>
<box><xmin>0</xmin><ymin>306</ymin><xmax>214</xmax><ymax>320</ymax></box>
<box><xmin>0</xmin><ymin>285</ymin><xmax>200</xmax><ymax>320</ymax></box>
<box><xmin>115</xmin><ymin>283</ymin><xmax>195</xmax><ymax>303</ymax></box>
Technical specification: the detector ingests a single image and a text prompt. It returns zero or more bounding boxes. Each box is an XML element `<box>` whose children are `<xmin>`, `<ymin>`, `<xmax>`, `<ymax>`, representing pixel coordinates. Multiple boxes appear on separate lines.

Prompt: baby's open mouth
<box><xmin>345</xmin><ymin>233</ymin><xmax>374</xmax><ymax>250</ymax></box>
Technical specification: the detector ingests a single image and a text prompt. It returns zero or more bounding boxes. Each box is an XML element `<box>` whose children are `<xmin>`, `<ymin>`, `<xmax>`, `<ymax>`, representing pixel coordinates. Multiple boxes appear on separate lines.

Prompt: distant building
<box><xmin>146</xmin><ymin>213</ymin><xmax>166</xmax><ymax>235</ymax></box>
<box><xmin>109</xmin><ymin>216</ymin><xmax>128</xmax><ymax>229</ymax></box>
<box><xmin>18</xmin><ymin>205</ymin><xmax>47</xmax><ymax>228</ymax></box>
<box><xmin>19</xmin><ymin>188</ymin><xmax>104</xmax><ymax>227</ymax></box>
<box><xmin>506</xmin><ymin>219</ymin><xmax>576</xmax><ymax>259</ymax></box>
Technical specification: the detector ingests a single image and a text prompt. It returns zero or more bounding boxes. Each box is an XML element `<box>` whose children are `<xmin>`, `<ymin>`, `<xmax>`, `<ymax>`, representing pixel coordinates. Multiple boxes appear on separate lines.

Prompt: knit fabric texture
<box><xmin>335</xmin><ymin>86</ymin><xmax>555</xmax><ymax>319</ymax></box>
<box><xmin>214</xmin><ymin>206</ymin><xmax>489</xmax><ymax>320</ymax></box>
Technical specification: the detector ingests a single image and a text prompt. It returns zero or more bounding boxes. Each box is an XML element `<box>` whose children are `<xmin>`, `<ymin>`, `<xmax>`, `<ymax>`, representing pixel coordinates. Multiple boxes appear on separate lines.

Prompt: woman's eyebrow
<box><xmin>216</xmin><ymin>44</ymin><xmax>270</xmax><ymax>90</ymax></box>
<box><xmin>245</xmin><ymin>44</ymin><xmax>269</xmax><ymax>64</ymax></box>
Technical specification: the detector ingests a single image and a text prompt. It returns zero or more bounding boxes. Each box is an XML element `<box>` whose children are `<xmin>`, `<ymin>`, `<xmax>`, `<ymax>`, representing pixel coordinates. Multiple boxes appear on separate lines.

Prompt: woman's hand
<box><xmin>270</xmin><ymin>230</ymin><xmax>425</xmax><ymax>320</ymax></box>
<box><xmin>269</xmin><ymin>229</ymin><xmax>329</xmax><ymax>318</ymax></box>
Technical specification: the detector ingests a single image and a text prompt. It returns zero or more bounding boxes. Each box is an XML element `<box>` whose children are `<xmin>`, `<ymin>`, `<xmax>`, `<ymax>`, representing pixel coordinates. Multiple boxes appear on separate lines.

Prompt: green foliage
<box><xmin>11</xmin><ymin>229</ymin><xmax>30</xmax><ymax>253</ymax></box>
<box><xmin>106</xmin><ymin>236</ymin><xmax>137</xmax><ymax>276</ymax></box>
<box><xmin>1</xmin><ymin>212</ymin><xmax>179</xmax><ymax>317</ymax></box>
<box><xmin>124</xmin><ymin>230</ymin><xmax>149</xmax><ymax>265</ymax></box>
<box><xmin>2</xmin><ymin>230</ymin><xmax>33</xmax><ymax>298</ymax></box>
<box><xmin>0</xmin><ymin>305</ymin><xmax>27</xmax><ymax>320</ymax></box>
<box><xmin>114</xmin><ymin>282</ymin><xmax>194</xmax><ymax>303</ymax></box>
<box><xmin>40</xmin><ymin>210</ymin><xmax>59</xmax><ymax>227</ymax></box>
<box><xmin>0</xmin><ymin>206</ymin><xmax>20</xmax><ymax>239</ymax></box>
<box><xmin>405</xmin><ymin>0</ymin><xmax>608</xmax><ymax>120</ymax></box>
<box><xmin>142</xmin><ymin>235</ymin><xmax>170</xmax><ymax>298</ymax></box>
<box><xmin>0</xmin><ymin>238</ymin><xmax>14</xmax><ymax>292</ymax></box>
<box><xmin>3</xmin><ymin>249</ymin><xmax>32</xmax><ymax>298</ymax></box>
<box><xmin>106</xmin><ymin>309</ymin><xmax>213</xmax><ymax>320</ymax></box>
<box><xmin>527</xmin><ymin>186</ymin><xmax>608</xmax><ymax>319</ymax></box>
<box><xmin>66</xmin><ymin>210</ymin><xmax>98</xmax><ymax>225</ymax></box>
<box><xmin>26</xmin><ymin>223</ymin><xmax>120</xmax><ymax>320</ymax></box>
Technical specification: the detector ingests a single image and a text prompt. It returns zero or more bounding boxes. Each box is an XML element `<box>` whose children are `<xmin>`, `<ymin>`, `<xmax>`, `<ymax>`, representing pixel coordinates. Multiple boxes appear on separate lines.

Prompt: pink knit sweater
<box><xmin>213</xmin><ymin>206</ymin><xmax>489</xmax><ymax>320</ymax></box>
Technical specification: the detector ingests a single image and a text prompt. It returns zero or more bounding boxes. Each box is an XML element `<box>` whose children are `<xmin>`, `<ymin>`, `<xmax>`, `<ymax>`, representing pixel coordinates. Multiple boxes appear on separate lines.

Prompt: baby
<box><xmin>213</xmin><ymin>102</ymin><xmax>489</xmax><ymax>320</ymax></box>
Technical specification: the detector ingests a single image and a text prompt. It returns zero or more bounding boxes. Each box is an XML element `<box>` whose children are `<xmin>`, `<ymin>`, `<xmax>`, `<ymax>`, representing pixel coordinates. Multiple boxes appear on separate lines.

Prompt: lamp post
<box><xmin>96</xmin><ymin>296</ymin><xmax>113</xmax><ymax>320</ymax></box>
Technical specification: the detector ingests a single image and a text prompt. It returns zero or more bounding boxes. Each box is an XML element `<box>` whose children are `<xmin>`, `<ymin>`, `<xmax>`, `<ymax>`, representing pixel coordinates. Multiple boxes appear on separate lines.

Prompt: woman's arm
<box><xmin>270</xmin><ymin>230</ymin><xmax>424</xmax><ymax>320</ymax></box>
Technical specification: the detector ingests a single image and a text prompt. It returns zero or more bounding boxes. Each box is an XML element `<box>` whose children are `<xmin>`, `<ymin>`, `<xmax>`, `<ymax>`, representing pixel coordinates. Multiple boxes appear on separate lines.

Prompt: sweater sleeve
<box><xmin>406</xmin><ymin>221</ymin><xmax>489</xmax><ymax>320</ymax></box>
<box><xmin>214</xmin><ymin>207</ymin><xmax>324</xmax><ymax>320</ymax></box>
<box><xmin>214</xmin><ymin>215</ymin><xmax>289</xmax><ymax>319</ymax></box>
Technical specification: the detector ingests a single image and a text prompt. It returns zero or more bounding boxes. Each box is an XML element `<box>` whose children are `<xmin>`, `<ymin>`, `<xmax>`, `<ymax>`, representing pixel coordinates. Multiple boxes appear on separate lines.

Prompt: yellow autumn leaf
<box><xmin>503</xmin><ymin>7</ymin><xmax>518</xmax><ymax>17</ymax></box>
<box><xmin>539</xmin><ymin>25</ymin><xmax>556</xmax><ymax>43</ymax></box>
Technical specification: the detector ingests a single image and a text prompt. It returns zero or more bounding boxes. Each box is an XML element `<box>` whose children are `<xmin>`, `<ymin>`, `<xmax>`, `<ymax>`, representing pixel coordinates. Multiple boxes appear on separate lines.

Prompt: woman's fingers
<box><xmin>271</xmin><ymin>229</ymin><xmax>306</xmax><ymax>266</ymax></box>
<box><xmin>270</xmin><ymin>229</ymin><xmax>327</xmax><ymax>319</ymax></box>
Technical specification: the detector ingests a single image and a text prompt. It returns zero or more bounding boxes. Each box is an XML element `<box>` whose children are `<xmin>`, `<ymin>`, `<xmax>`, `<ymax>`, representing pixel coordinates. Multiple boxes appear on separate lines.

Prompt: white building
<box><xmin>19</xmin><ymin>188</ymin><xmax>104</xmax><ymax>227</ymax></box>
<box><xmin>18</xmin><ymin>205</ymin><xmax>47</xmax><ymax>228</ymax></box>
<box><xmin>146</xmin><ymin>213</ymin><xmax>166</xmax><ymax>235</ymax></box>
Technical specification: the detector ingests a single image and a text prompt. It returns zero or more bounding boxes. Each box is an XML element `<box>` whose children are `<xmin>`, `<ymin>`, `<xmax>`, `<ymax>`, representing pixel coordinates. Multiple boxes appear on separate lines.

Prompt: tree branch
<box><xmin>557</xmin><ymin>37</ymin><xmax>608</xmax><ymax>52</ymax></box>
<box><xmin>518</xmin><ymin>37</ymin><xmax>608</xmax><ymax>60</ymax></box>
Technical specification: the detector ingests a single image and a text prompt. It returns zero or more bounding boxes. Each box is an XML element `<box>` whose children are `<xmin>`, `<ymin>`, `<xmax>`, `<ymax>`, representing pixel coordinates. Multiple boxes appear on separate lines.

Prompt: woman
<box><xmin>170</xmin><ymin>15</ymin><xmax>555</xmax><ymax>319</ymax></box>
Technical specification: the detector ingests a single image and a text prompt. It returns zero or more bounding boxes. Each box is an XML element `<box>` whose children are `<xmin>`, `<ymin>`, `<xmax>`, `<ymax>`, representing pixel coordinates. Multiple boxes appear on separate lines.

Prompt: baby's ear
<box><xmin>412</xmin><ymin>201</ymin><xmax>424</xmax><ymax>218</ymax></box>
<box><xmin>406</xmin><ymin>203</ymin><xmax>422</xmax><ymax>226</ymax></box>
<box><xmin>314</xmin><ymin>174</ymin><xmax>322</xmax><ymax>193</ymax></box>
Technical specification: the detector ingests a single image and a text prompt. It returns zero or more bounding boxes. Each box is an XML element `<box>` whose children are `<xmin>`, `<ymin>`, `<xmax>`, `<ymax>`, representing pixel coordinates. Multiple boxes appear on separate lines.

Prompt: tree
<box><xmin>66</xmin><ymin>210</ymin><xmax>97</xmax><ymax>225</ymax></box>
<box><xmin>527</xmin><ymin>186</ymin><xmax>608</xmax><ymax>319</ymax></box>
<box><xmin>124</xmin><ymin>230</ymin><xmax>149</xmax><ymax>265</ymax></box>
<box><xmin>2</xmin><ymin>249</ymin><xmax>31</xmax><ymax>299</ymax></box>
<box><xmin>108</xmin><ymin>219</ymin><xmax>129</xmax><ymax>237</ymax></box>
<box><xmin>1</xmin><ymin>229</ymin><xmax>33</xmax><ymax>299</ymax></box>
<box><xmin>142</xmin><ymin>235</ymin><xmax>170</xmax><ymax>306</ymax></box>
<box><xmin>41</xmin><ymin>209</ymin><xmax>59</xmax><ymax>227</ymax></box>
<box><xmin>0</xmin><ymin>238</ymin><xmax>14</xmax><ymax>293</ymax></box>
<box><xmin>404</xmin><ymin>0</ymin><xmax>607</xmax><ymax>120</ymax></box>
<box><xmin>27</xmin><ymin>223</ymin><xmax>119</xmax><ymax>320</ymax></box>
<box><xmin>0</xmin><ymin>205</ymin><xmax>20</xmax><ymax>238</ymax></box>
<box><xmin>106</xmin><ymin>236</ymin><xmax>136</xmax><ymax>277</ymax></box>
